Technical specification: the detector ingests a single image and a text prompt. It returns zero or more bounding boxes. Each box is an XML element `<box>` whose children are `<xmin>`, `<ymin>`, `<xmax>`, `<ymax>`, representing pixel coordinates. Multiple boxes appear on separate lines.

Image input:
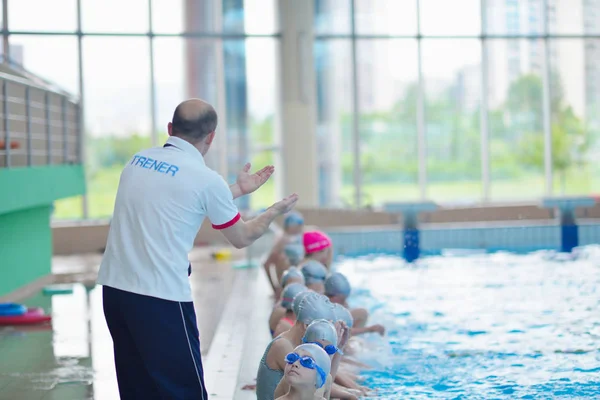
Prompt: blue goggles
<box><xmin>302</xmin><ymin>338</ymin><xmax>339</xmax><ymax>355</ymax></box>
<box><xmin>285</xmin><ymin>352</ymin><xmax>327</xmax><ymax>389</ymax></box>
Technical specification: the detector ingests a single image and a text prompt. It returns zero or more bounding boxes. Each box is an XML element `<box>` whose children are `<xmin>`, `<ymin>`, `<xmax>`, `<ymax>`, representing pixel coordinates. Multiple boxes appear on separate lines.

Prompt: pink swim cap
<box><xmin>303</xmin><ymin>231</ymin><xmax>332</xmax><ymax>254</ymax></box>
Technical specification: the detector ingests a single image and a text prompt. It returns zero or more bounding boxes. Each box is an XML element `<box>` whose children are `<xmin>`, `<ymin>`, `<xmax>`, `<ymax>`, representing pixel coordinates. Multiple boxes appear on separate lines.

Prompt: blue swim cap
<box><xmin>294</xmin><ymin>292</ymin><xmax>335</xmax><ymax>325</ymax></box>
<box><xmin>284</xmin><ymin>212</ymin><xmax>304</xmax><ymax>227</ymax></box>
<box><xmin>324</xmin><ymin>272</ymin><xmax>351</xmax><ymax>298</ymax></box>
<box><xmin>332</xmin><ymin>303</ymin><xmax>354</xmax><ymax>329</ymax></box>
<box><xmin>303</xmin><ymin>319</ymin><xmax>338</xmax><ymax>346</ymax></box>
<box><xmin>301</xmin><ymin>261</ymin><xmax>328</xmax><ymax>285</ymax></box>
<box><xmin>281</xmin><ymin>283</ymin><xmax>308</xmax><ymax>310</ymax></box>
<box><xmin>292</xmin><ymin>343</ymin><xmax>331</xmax><ymax>388</ymax></box>
<box><xmin>284</xmin><ymin>244</ymin><xmax>305</xmax><ymax>266</ymax></box>
<box><xmin>281</xmin><ymin>267</ymin><xmax>305</xmax><ymax>287</ymax></box>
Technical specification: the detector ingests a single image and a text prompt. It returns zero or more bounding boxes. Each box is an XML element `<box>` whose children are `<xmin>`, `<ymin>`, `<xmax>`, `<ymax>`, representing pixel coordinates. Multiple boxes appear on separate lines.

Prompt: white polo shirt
<box><xmin>97</xmin><ymin>136</ymin><xmax>240</xmax><ymax>302</ymax></box>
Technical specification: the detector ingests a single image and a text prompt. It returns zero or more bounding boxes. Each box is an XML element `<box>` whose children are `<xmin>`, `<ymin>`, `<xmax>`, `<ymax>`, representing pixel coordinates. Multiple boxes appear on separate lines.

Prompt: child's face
<box><xmin>284</xmin><ymin>349</ymin><xmax>318</xmax><ymax>389</ymax></box>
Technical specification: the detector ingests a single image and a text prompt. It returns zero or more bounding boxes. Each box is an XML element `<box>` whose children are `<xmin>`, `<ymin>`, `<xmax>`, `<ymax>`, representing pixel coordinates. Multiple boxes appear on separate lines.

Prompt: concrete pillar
<box><xmin>277</xmin><ymin>0</ymin><xmax>319</xmax><ymax>207</ymax></box>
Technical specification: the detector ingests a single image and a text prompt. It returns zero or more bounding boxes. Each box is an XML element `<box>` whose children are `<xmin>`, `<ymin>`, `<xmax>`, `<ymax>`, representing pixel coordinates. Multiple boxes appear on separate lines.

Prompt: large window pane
<box><xmin>9</xmin><ymin>36</ymin><xmax>79</xmax><ymax>96</ymax></box>
<box><xmin>315</xmin><ymin>40</ymin><xmax>353</xmax><ymax>207</ymax></box>
<box><xmin>488</xmin><ymin>39</ymin><xmax>545</xmax><ymax>200</ymax></box>
<box><xmin>355</xmin><ymin>0</ymin><xmax>417</xmax><ymax>35</ymax></box>
<box><xmin>547</xmin><ymin>0</ymin><xmax>600</xmax><ymax>35</ymax></box>
<box><xmin>83</xmin><ymin>38</ymin><xmax>151</xmax><ymax>218</ymax></box>
<box><xmin>245</xmin><ymin>38</ymin><xmax>278</xmax><ymax>208</ymax></box>
<box><xmin>8</xmin><ymin>0</ymin><xmax>77</xmax><ymax>32</ymax></box>
<box><xmin>82</xmin><ymin>0</ymin><xmax>149</xmax><ymax>33</ymax></box>
<box><xmin>549</xmin><ymin>39</ymin><xmax>600</xmax><ymax>195</ymax></box>
<box><xmin>151</xmin><ymin>0</ymin><xmax>185</xmax><ymax>34</ymax></box>
<box><xmin>244</xmin><ymin>0</ymin><xmax>278</xmax><ymax>34</ymax></box>
<box><xmin>357</xmin><ymin>39</ymin><xmax>419</xmax><ymax>206</ymax></box>
<box><xmin>314</xmin><ymin>0</ymin><xmax>351</xmax><ymax>36</ymax></box>
<box><xmin>484</xmin><ymin>0</ymin><xmax>544</xmax><ymax>35</ymax></box>
<box><xmin>420</xmin><ymin>0</ymin><xmax>481</xmax><ymax>36</ymax></box>
<box><xmin>154</xmin><ymin>36</ymin><xmax>279</xmax><ymax>210</ymax></box>
<box><xmin>422</xmin><ymin>39</ymin><xmax>481</xmax><ymax>202</ymax></box>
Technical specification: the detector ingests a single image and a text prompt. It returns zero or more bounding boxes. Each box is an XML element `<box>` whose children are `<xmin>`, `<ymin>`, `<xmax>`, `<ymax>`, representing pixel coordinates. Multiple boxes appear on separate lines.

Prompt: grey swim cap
<box><xmin>301</xmin><ymin>260</ymin><xmax>327</xmax><ymax>285</ymax></box>
<box><xmin>281</xmin><ymin>267</ymin><xmax>305</xmax><ymax>287</ymax></box>
<box><xmin>284</xmin><ymin>245</ymin><xmax>305</xmax><ymax>267</ymax></box>
<box><xmin>325</xmin><ymin>272</ymin><xmax>351</xmax><ymax>298</ymax></box>
<box><xmin>294</xmin><ymin>292</ymin><xmax>335</xmax><ymax>325</ymax></box>
<box><xmin>332</xmin><ymin>303</ymin><xmax>354</xmax><ymax>328</ymax></box>
<box><xmin>281</xmin><ymin>283</ymin><xmax>308</xmax><ymax>310</ymax></box>
<box><xmin>293</xmin><ymin>343</ymin><xmax>331</xmax><ymax>389</ymax></box>
<box><xmin>303</xmin><ymin>319</ymin><xmax>338</xmax><ymax>345</ymax></box>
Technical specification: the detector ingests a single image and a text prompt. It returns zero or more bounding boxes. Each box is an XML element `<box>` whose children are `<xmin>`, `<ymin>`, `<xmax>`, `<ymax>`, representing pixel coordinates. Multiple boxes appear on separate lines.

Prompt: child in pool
<box><xmin>275</xmin><ymin>344</ymin><xmax>331</xmax><ymax>400</ymax></box>
<box><xmin>272</xmin><ymin>283</ymin><xmax>309</xmax><ymax>337</ymax></box>
<box><xmin>269</xmin><ymin>268</ymin><xmax>306</xmax><ymax>336</ymax></box>
<box><xmin>300</xmin><ymin>260</ymin><xmax>328</xmax><ymax>295</ymax></box>
<box><xmin>256</xmin><ymin>292</ymin><xmax>336</xmax><ymax>400</ymax></box>
<box><xmin>325</xmin><ymin>272</ymin><xmax>385</xmax><ymax>336</ymax></box>
<box><xmin>301</xmin><ymin>231</ymin><xmax>333</xmax><ymax>269</ymax></box>
<box><xmin>264</xmin><ymin>212</ymin><xmax>306</xmax><ymax>296</ymax></box>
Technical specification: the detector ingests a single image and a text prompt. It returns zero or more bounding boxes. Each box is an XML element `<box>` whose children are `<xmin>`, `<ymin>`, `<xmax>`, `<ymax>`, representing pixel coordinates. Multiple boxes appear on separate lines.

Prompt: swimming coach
<box><xmin>97</xmin><ymin>98</ymin><xmax>299</xmax><ymax>399</ymax></box>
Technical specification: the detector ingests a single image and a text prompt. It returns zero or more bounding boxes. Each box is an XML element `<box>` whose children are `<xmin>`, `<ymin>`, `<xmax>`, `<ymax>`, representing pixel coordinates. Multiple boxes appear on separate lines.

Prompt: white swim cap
<box><xmin>301</xmin><ymin>260</ymin><xmax>327</xmax><ymax>285</ymax></box>
<box><xmin>294</xmin><ymin>292</ymin><xmax>335</xmax><ymax>324</ymax></box>
<box><xmin>332</xmin><ymin>303</ymin><xmax>354</xmax><ymax>328</ymax></box>
<box><xmin>281</xmin><ymin>283</ymin><xmax>308</xmax><ymax>310</ymax></box>
<box><xmin>303</xmin><ymin>319</ymin><xmax>338</xmax><ymax>345</ymax></box>
<box><xmin>325</xmin><ymin>272</ymin><xmax>351</xmax><ymax>298</ymax></box>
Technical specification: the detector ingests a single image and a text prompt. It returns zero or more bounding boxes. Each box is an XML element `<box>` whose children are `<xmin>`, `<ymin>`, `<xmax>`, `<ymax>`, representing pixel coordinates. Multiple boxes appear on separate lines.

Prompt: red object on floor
<box><xmin>0</xmin><ymin>307</ymin><xmax>51</xmax><ymax>326</ymax></box>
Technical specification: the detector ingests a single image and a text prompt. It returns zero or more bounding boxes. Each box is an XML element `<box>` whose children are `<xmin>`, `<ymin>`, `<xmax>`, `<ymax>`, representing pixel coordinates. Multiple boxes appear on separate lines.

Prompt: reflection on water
<box><xmin>0</xmin><ymin>284</ymin><xmax>119</xmax><ymax>400</ymax></box>
<box><xmin>337</xmin><ymin>245</ymin><xmax>600</xmax><ymax>399</ymax></box>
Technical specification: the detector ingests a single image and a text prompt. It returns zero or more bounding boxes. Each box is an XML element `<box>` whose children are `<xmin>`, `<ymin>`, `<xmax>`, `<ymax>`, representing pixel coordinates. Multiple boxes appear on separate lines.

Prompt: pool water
<box><xmin>338</xmin><ymin>246</ymin><xmax>600</xmax><ymax>399</ymax></box>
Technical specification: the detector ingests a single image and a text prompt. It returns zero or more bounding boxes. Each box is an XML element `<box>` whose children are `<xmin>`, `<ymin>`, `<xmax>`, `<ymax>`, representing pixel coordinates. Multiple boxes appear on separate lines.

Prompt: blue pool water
<box><xmin>337</xmin><ymin>246</ymin><xmax>600</xmax><ymax>399</ymax></box>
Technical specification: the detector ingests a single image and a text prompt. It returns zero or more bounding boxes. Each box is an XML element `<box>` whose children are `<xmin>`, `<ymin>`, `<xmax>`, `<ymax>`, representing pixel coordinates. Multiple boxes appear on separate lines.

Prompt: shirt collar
<box><xmin>165</xmin><ymin>136</ymin><xmax>206</xmax><ymax>166</ymax></box>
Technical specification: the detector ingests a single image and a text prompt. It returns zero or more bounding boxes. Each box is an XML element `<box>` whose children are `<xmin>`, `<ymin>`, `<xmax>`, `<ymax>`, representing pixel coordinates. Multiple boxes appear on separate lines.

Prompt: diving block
<box><xmin>541</xmin><ymin>196</ymin><xmax>597</xmax><ymax>252</ymax></box>
<box><xmin>384</xmin><ymin>201</ymin><xmax>438</xmax><ymax>262</ymax></box>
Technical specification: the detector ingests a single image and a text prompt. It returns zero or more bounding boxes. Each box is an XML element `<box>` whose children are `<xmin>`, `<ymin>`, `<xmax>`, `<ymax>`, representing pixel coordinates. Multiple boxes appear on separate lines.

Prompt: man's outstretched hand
<box><xmin>232</xmin><ymin>163</ymin><xmax>274</xmax><ymax>198</ymax></box>
<box><xmin>270</xmin><ymin>193</ymin><xmax>299</xmax><ymax>215</ymax></box>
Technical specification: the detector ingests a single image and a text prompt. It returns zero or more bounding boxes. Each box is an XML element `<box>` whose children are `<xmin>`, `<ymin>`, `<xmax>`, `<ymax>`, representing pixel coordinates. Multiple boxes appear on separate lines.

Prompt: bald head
<box><xmin>170</xmin><ymin>99</ymin><xmax>218</xmax><ymax>143</ymax></box>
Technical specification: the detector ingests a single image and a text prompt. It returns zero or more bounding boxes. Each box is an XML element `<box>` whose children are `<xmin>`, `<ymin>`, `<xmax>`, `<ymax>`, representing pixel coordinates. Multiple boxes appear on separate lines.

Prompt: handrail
<box><xmin>0</xmin><ymin>70</ymin><xmax>77</xmax><ymax>102</ymax></box>
<box><xmin>0</xmin><ymin>55</ymin><xmax>77</xmax><ymax>101</ymax></box>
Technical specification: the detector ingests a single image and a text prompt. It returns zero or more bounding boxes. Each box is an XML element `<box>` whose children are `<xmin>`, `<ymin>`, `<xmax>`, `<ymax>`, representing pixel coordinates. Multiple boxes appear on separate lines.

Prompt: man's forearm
<box><xmin>243</xmin><ymin>207</ymin><xmax>280</xmax><ymax>245</ymax></box>
<box><xmin>230</xmin><ymin>183</ymin><xmax>243</xmax><ymax>199</ymax></box>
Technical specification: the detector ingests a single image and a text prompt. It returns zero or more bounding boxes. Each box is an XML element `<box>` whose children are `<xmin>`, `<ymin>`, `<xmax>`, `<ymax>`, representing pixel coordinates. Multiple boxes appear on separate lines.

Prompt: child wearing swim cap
<box><xmin>269</xmin><ymin>268</ymin><xmax>307</xmax><ymax>337</ymax></box>
<box><xmin>326</xmin><ymin>272</ymin><xmax>385</xmax><ymax>336</ymax></box>
<box><xmin>263</xmin><ymin>213</ymin><xmax>306</xmax><ymax>297</ymax></box>
<box><xmin>302</xmin><ymin>231</ymin><xmax>333</xmax><ymax>269</ymax></box>
<box><xmin>271</xmin><ymin>283</ymin><xmax>309</xmax><ymax>337</ymax></box>
<box><xmin>300</xmin><ymin>260</ymin><xmax>328</xmax><ymax>295</ymax></box>
<box><xmin>256</xmin><ymin>292</ymin><xmax>336</xmax><ymax>400</ymax></box>
<box><xmin>276</xmin><ymin>343</ymin><xmax>331</xmax><ymax>400</ymax></box>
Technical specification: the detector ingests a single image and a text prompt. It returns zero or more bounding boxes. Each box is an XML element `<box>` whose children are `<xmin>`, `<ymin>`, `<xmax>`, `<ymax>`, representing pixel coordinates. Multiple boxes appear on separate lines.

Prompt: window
<box><xmin>422</xmin><ymin>39</ymin><xmax>482</xmax><ymax>201</ymax></box>
<box><xmin>83</xmin><ymin>37</ymin><xmax>152</xmax><ymax>218</ymax></box>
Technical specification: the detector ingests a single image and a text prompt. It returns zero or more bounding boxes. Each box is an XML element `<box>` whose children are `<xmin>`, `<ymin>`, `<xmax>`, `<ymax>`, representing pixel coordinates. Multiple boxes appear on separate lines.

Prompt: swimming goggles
<box><xmin>302</xmin><ymin>338</ymin><xmax>339</xmax><ymax>355</ymax></box>
<box><xmin>285</xmin><ymin>352</ymin><xmax>328</xmax><ymax>388</ymax></box>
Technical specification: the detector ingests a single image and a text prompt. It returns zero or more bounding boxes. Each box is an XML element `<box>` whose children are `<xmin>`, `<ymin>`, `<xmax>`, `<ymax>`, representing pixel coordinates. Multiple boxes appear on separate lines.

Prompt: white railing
<box><xmin>0</xmin><ymin>70</ymin><xmax>81</xmax><ymax>168</ymax></box>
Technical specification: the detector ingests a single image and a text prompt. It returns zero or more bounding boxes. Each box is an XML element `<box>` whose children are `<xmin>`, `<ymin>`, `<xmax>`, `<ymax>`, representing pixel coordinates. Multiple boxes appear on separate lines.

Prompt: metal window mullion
<box><xmin>77</xmin><ymin>0</ymin><xmax>88</xmax><ymax>218</ymax></box>
<box><xmin>148</xmin><ymin>0</ymin><xmax>158</xmax><ymax>147</ymax></box>
<box><xmin>416</xmin><ymin>0</ymin><xmax>427</xmax><ymax>200</ymax></box>
<box><xmin>480</xmin><ymin>0</ymin><xmax>490</xmax><ymax>201</ymax></box>
<box><xmin>45</xmin><ymin>92</ymin><xmax>51</xmax><ymax>164</ymax></box>
<box><xmin>2</xmin><ymin>80</ymin><xmax>9</xmax><ymax>167</ymax></box>
<box><xmin>25</xmin><ymin>86</ymin><xmax>32</xmax><ymax>166</ymax></box>
<box><xmin>350</xmin><ymin>0</ymin><xmax>362</xmax><ymax>208</ymax></box>
<box><xmin>62</xmin><ymin>96</ymin><xmax>68</xmax><ymax>163</ymax></box>
<box><xmin>2</xmin><ymin>0</ymin><xmax>9</xmax><ymax>64</ymax></box>
<box><xmin>542</xmin><ymin>0</ymin><xmax>553</xmax><ymax>195</ymax></box>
